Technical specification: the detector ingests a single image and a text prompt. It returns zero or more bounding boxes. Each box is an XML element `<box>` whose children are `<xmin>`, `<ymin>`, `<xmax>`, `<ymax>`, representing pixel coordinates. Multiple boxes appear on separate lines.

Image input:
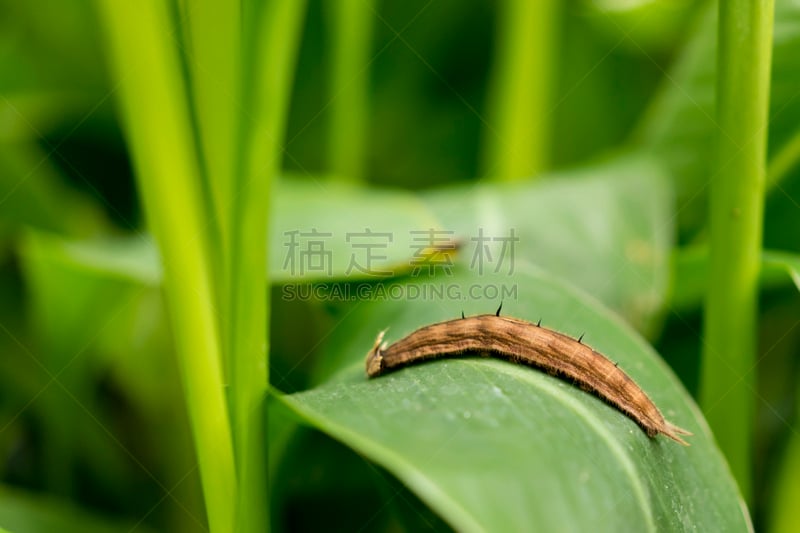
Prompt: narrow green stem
<box><xmin>325</xmin><ymin>0</ymin><xmax>373</xmax><ymax>182</ymax></box>
<box><xmin>95</xmin><ymin>2</ymin><xmax>236</xmax><ymax>530</ymax></box>
<box><xmin>231</xmin><ymin>1</ymin><xmax>307</xmax><ymax>531</ymax></box>
<box><xmin>183</xmin><ymin>0</ymin><xmax>243</xmax><ymax>389</ymax></box>
<box><xmin>700</xmin><ymin>0</ymin><xmax>774</xmax><ymax>503</ymax></box>
<box><xmin>483</xmin><ymin>0</ymin><xmax>558</xmax><ymax>181</ymax></box>
<box><xmin>185</xmin><ymin>0</ymin><xmax>241</xmax><ymax>257</ymax></box>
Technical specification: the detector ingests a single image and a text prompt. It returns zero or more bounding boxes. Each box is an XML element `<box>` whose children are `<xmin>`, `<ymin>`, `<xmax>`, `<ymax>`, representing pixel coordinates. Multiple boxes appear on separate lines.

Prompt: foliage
<box><xmin>2</xmin><ymin>0</ymin><xmax>800</xmax><ymax>531</ymax></box>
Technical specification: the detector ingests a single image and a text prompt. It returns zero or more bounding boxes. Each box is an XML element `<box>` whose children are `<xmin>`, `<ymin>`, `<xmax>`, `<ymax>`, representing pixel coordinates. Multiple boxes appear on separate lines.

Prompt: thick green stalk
<box><xmin>95</xmin><ymin>2</ymin><xmax>236</xmax><ymax>530</ymax></box>
<box><xmin>231</xmin><ymin>1</ymin><xmax>307</xmax><ymax>530</ymax></box>
<box><xmin>484</xmin><ymin>0</ymin><xmax>558</xmax><ymax>181</ymax></box>
<box><xmin>325</xmin><ymin>0</ymin><xmax>372</xmax><ymax>182</ymax></box>
<box><xmin>700</xmin><ymin>0</ymin><xmax>774</xmax><ymax>503</ymax></box>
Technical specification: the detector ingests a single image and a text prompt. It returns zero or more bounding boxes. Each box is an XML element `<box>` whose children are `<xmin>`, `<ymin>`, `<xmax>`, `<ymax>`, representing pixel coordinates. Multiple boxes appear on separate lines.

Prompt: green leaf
<box><xmin>670</xmin><ymin>247</ymin><xmax>800</xmax><ymax>310</ymax></box>
<box><xmin>636</xmin><ymin>0</ymin><xmax>800</xmax><ymax>234</ymax></box>
<box><xmin>18</xmin><ymin>230</ymin><xmax>182</xmax><ymax>415</ymax></box>
<box><xmin>20</xmin><ymin>231</ymin><xmax>161</xmax><ymax>287</ymax></box>
<box><xmin>17</xmin><ymin>230</ymin><xmax>189</xmax><ymax>495</ymax></box>
<box><xmin>764</xmin><ymin>250</ymin><xmax>800</xmax><ymax>292</ymax></box>
<box><xmin>422</xmin><ymin>154</ymin><xmax>673</xmax><ymax>335</ymax></box>
<box><xmin>270</xmin><ymin>178</ymin><xmax>442</xmax><ymax>280</ymax></box>
<box><xmin>0</xmin><ymin>145</ymin><xmax>105</xmax><ymax>236</ymax></box>
<box><xmin>0</xmin><ymin>484</ymin><xmax>155</xmax><ymax>533</ymax></box>
<box><xmin>764</xmin><ymin>249</ymin><xmax>800</xmax><ymax>531</ymax></box>
<box><xmin>18</xmin><ymin>156</ymin><xmax>670</xmax><ymax>313</ymax></box>
<box><xmin>581</xmin><ymin>0</ymin><xmax>698</xmax><ymax>53</ymax></box>
<box><xmin>769</xmin><ymin>421</ymin><xmax>800</xmax><ymax>533</ymax></box>
<box><xmin>277</xmin><ymin>267</ymin><xmax>750</xmax><ymax>532</ymax></box>
<box><xmin>21</xmin><ymin>178</ymin><xmax>442</xmax><ymax>286</ymax></box>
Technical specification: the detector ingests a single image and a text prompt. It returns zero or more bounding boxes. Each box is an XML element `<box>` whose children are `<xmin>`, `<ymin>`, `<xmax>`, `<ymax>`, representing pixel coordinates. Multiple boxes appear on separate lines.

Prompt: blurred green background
<box><xmin>1</xmin><ymin>0</ymin><xmax>800</xmax><ymax>531</ymax></box>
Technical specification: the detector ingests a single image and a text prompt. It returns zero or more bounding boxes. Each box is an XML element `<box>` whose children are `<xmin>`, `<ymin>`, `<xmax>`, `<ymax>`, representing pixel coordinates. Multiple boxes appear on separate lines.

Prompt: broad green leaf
<box><xmin>16</xmin><ymin>158</ymin><xmax>670</xmax><ymax>312</ymax></box>
<box><xmin>21</xmin><ymin>178</ymin><xmax>442</xmax><ymax>285</ymax></box>
<box><xmin>422</xmin><ymin>154</ymin><xmax>672</xmax><ymax>335</ymax></box>
<box><xmin>270</xmin><ymin>178</ymin><xmax>442</xmax><ymax>281</ymax></box>
<box><xmin>278</xmin><ymin>267</ymin><xmax>750</xmax><ymax>532</ymax></box>
<box><xmin>0</xmin><ymin>485</ymin><xmax>155</xmax><ymax>533</ymax></box>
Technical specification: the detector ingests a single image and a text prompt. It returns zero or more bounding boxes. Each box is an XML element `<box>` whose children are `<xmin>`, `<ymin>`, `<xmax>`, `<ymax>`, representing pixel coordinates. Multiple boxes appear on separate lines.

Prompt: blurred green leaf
<box><xmin>0</xmin><ymin>92</ymin><xmax>102</xmax><ymax>142</ymax></box>
<box><xmin>19</xmin><ymin>231</ymin><xmax>152</xmax><ymax>360</ymax></box>
<box><xmin>769</xmin><ymin>424</ymin><xmax>800</xmax><ymax>533</ymax></box>
<box><xmin>670</xmin><ymin>247</ymin><xmax>799</xmax><ymax>310</ymax></box>
<box><xmin>19</xmin><ymin>230</ymin><xmax>138</xmax><ymax>493</ymax></box>
<box><xmin>764</xmin><ymin>170</ymin><xmax>800</xmax><ymax>254</ymax></box>
<box><xmin>582</xmin><ymin>0</ymin><xmax>697</xmax><ymax>54</ymax></box>
<box><xmin>0</xmin><ymin>0</ymin><xmax>109</xmax><ymax>145</ymax></box>
<box><xmin>17</xmin><ymin>230</ymin><xmax>179</xmax><ymax>496</ymax></box>
<box><xmin>0</xmin><ymin>0</ymin><xmax>106</xmax><ymax>88</ymax></box>
<box><xmin>277</xmin><ymin>267</ymin><xmax>749</xmax><ymax>532</ymax></box>
<box><xmin>23</xmin><ymin>156</ymin><xmax>672</xmax><ymax>336</ymax></box>
<box><xmin>19</xmin><ymin>231</ymin><xmax>160</xmax><ymax>287</ymax></box>
<box><xmin>423</xmin><ymin>154</ymin><xmax>673</xmax><ymax>335</ymax></box>
<box><xmin>0</xmin><ymin>485</ymin><xmax>155</xmax><ymax>533</ymax></box>
<box><xmin>17</xmin><ymin>227</ymin><xmax>197</xmax><ymax>442</ymax></box>
<box><xmin>271</xmin><ymin>178</ymin><xmax>442</xmax><ymax>280</ymax></box>
<box><xmin>18</xmin><ymin>230</ymin><xmax>188</xmax><ymax>418</ymax></box>
<box><xmin>23</xmin><ymin>156</ymin><xmax>672</xmax><ymax>346</ymax></box>
<box><xmin>16</xmin><ymin>178</ymin><xmax>443</xmax><ymax>285</ymax></box>
<box><xmin>0</xmin><ymin>145</ymin><xmax>104</xmax><ymax>235</ymax></box>
<box><xmin>764</xmin><ymin>251</ymin><xmax>800</xmax><ymax>292</ymax></box>
<box><xmin>636</xmin><ymin>0</ymin><xmax>800</xmax><ymax>236</ymax></box>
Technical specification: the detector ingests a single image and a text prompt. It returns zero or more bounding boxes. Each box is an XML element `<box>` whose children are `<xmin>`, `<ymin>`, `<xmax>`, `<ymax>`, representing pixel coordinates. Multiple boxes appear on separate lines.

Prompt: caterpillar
<box><xmin>365</xmin><ymin>306</ymin><xmax>691</xmax><ymax>445</ymax></box>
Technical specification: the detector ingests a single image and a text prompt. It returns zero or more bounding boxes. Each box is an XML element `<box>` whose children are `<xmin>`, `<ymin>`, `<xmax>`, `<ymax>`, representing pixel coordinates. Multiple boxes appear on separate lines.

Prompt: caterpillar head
<box><xmin>365</xmin><ymin>329</ymin><xmax>388</xmax><ymax>377</ymax></box>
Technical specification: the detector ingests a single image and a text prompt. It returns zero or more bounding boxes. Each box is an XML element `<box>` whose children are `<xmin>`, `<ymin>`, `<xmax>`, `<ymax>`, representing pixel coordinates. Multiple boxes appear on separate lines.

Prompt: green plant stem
<box><xmin>184</xmin><ymin>0</ymin><xmax>243</xmax><ymax>390</ymax></box>
<box><xmin>700</xmin><ymin>0</ymin><xmax>774</xmax><ymax>503</ymax></box>
<box><xmin>326</xmin><ymin>0</ymin><xmax>372</xmax><ymax>182</ymax></box>
<box><xmin>95</xmin><ymin>2</ymin><xmax>236</xmax><ymax>530</ymax></box>
<box><xmin>484</xmin><ymin>0</ymin><xmax>558</xmax><ymax>182</ymax></box>
<box><xmin>231</xmin><ymin>1</ymin><xmax>307</xmax><ymax>531</ymax></box>
<box><xmin>186</xmin><ymin>0</ymin><xmax>241</xmax><ymax>256</ymax></box>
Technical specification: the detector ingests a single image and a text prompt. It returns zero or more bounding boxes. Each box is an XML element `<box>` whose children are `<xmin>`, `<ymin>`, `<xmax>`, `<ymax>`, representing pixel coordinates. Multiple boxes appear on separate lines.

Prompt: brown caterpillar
<box><xmin>365</xmin><ymin>307</ymin><xmax>691</xmax><ymax>445</ymax></box>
